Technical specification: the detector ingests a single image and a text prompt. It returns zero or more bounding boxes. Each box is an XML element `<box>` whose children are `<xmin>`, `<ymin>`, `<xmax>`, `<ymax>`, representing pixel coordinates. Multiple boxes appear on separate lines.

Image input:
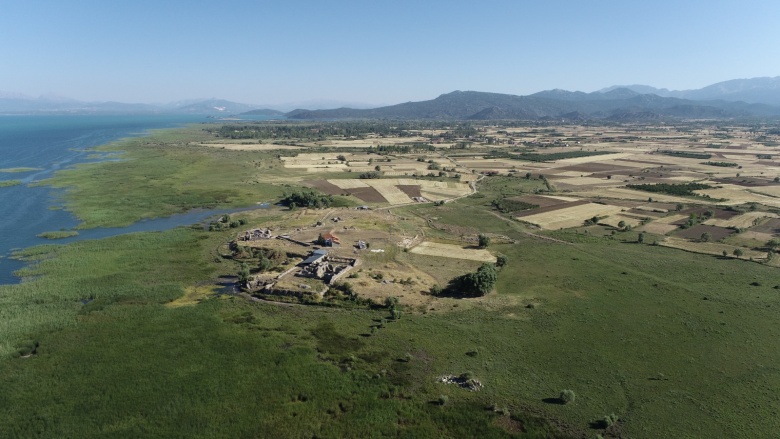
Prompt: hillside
<box><xmin>286</xmin><ymin>89</ymin><xmax>780</xmax><ymax>121</ymax></box>
<box><xmin>601</xmin><ymin>76</ymin><xmax>780</xmax><ymax>107</ymax></box>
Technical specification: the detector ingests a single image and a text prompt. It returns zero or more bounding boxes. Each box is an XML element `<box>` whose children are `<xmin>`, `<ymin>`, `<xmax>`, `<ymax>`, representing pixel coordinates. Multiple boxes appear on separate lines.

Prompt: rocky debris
<box><xmin>437</xmin><ymin>374</ymin><xmax>483</xmax><ymax>391</ymax></box>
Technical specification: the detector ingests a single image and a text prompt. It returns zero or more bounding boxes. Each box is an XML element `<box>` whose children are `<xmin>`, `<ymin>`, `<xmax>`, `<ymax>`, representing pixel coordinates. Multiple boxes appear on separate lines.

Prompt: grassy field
<box><xmin>3</xmin><ymin>122</ymin><xmax>780</xmax><ymax>438</ymax></box>
<box><xmin>41</xmin><ymin>126</ymin><xmax>301</xmax><ymax>228</ymax></box>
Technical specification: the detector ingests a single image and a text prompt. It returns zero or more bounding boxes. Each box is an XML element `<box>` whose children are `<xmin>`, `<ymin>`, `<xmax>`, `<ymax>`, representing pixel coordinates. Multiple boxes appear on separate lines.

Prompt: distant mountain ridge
<box><xmin>284</xmin><ymin>88</ymin><xmax>780</xmax><ymax>121</ymax></box>
<box><xmin>600</xmin><ymin>76</ymin><xmax>780</xmax><ymax>107</ymax></box>
<box><xmin>3</xmin><ymin>76</ymin><xmax>780</xmax><ymax>119</ymax></box>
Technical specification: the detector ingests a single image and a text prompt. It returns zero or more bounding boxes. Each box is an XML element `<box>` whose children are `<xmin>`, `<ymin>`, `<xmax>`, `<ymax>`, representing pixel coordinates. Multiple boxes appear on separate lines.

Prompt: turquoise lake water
<box><xmin>0</xmin><ymin>114</ymin><xmax>266</xmax><ymax>284</ymax></box>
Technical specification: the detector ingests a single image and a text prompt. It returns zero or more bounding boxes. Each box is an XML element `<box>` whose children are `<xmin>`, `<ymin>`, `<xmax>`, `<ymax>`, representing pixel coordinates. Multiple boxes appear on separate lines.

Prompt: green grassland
<box><xmin>3</xmin><ymin>123</ymin><xmax>780</xmax><ymax>437</ymax></box>
<box><xmin>36</xmin><ymin>230</ymin><xmax>79</xmax><ymax>239</ymax></box>
<box><xmin>41</xmin><ymin>126</ymin><xmax>306</xmax><ymax>228</ymax></box>
<box><xmin>0</xmin><ymin>179</ymin><xmax>22</xmax><ymax>187</ymax></box>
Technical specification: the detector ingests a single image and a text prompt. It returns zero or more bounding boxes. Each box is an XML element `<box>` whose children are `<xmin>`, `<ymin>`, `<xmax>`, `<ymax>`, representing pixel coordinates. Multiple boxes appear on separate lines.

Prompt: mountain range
<box><xmin>3</xmin><ymin>76</ymin><xmax>780</xmax><ymax>120</ymax></box>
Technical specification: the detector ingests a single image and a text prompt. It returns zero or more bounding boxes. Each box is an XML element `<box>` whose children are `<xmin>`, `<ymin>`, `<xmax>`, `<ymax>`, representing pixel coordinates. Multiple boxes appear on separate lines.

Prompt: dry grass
<box><xmin>638</xmin><ymin>222</ymin><xmax>679</xmax><ymax>235</ymax></box>
<box><xmin>408</xmin><ymin>241</ymin><xmax>497</xmax><ymax>262</ymax></box>
<box><xmin>705</xmin><ymin>211</ymin><xmax>778</xmax><ymax>228</ymax></box>
<box><xmin>659</xmin><ymin>236</ymin><xmax>767</xmax><ymax>260</ymax></box>
<box><xmin>518</xmin><ymin>202</ymin><xmax>624</xmax><ymax>229</ymax></box>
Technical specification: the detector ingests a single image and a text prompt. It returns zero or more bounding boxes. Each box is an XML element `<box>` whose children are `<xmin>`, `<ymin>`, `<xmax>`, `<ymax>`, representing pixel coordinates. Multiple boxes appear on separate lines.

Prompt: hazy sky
<box><xmin>1</xmin><ymin>0</ymin><xmax>778</xmax><ymax>106</ymax></box>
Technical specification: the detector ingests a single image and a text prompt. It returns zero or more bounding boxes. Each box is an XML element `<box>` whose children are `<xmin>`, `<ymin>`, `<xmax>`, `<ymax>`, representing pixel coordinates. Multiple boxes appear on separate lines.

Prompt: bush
<box><xmin>559</xmin><ymin>389</ymin><xmax>576</xmax><ymax>404</ymax></box>
<box><xmin>594</xmin><ymin>413</ymin><xmax>619</xmax><ymax>429</ymax></box>
<box><xmin>437</xmin><ymin>395</ymin><xmax>449</xmax><ymax>406</ymax></box>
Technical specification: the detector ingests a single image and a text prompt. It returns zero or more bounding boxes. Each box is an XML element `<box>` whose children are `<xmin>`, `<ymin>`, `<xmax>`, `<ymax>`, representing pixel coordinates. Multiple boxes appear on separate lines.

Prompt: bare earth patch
<box><xmin>409</xmin><ymin>241</ymin><xmax>497</xmax><ymax>263</ymax></box>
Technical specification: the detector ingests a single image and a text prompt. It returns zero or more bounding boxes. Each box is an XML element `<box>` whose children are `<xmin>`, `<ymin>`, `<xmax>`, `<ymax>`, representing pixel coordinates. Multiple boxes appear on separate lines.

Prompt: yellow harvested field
<box><xmin>554</xmin><ymin>152</ymin><xmax>634</xmax><ymax>164</ymax></box>
<box><xmin>748</xmin><ymin>186</ymin><xmax>780</xmax><ymax>197</ymax></box>
<box><xmin>285</xmin><ymin>163</ymin><xmax>348</xmax><ymax>170</ymax></box>
<box><xmin>576</xmin><ymin>188</ymin><xmax>701</xmax><ymax>204</ymax></box>
<box><xmin>739</xmin><ymin>231</ymin><xmax>775</xmax><ymax>242</ymax></box>
<box><xmin>371</xmin><ymin>184</ymin><xmax>413</xmax><ymax>205</ymax></box>
<box><xmin>652</xmin><ymin>214</ymin><xmax>688</xmax><ymax>224</ymax></box>
<box><xmin>328</xmin><ymin>179</ymin><xmax>370</xmax><ymax>189</ymax></box>
<box><xmin>409</xmin><ymin>241</ymin><xmax>497</xmax><ymax>262</ymax></box>
<box><xmin>557</xmin><ymin>176</ymin><xmax>614</xmax><ymax>186</ymax></box>
<box><xmin>598</xmin><ymin>214</ymin><xmax>642</xmax><ymax>228</ymax></box>
<box><xmin>638</xmin><ymin>222</ymin><xmax>678</xmax><ymax>235</ymax></box>
<box><xmin>518</xmin><ymin>203</ymin><xmax>624</xmax><ymax>229</ymax></box>
<box><xmin>705</xmin><ymin>211</ymin><xmax>778</xmax><ymax>228</ymax></box>
<box><xmin>660</xmin><ymin>237</ymin><xmax>767</xmax><ymax>260</ymax></box>
<box><xmin>542</xmin><ymin>195</ymin><xmax>581</xmax><ymax>202</ymax></box>
<box><xmin>552</xmin><ymin>171</ymin><xmax>594</xmax><ymax>177</ymax></box>
<box><xmin>695</xmin><ymin>186</ymin><xmax>780</xmax><ymax>207</ymax></box>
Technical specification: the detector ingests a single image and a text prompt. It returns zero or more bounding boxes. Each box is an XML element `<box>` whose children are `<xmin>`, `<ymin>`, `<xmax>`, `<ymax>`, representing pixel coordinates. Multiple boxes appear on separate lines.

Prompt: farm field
<box><xmin>3</xmin><ymin>120</ymin><xmax>780</xmax><ymax>438</ymax></box>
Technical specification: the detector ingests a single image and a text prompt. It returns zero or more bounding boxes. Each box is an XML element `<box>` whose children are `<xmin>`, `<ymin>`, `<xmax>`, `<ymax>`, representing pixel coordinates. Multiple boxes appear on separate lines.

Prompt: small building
<box><xmin>322</xmin><ymin>232</ymin><xmax>341</xmax><ymax>247</ymax></box>
<box><xmin>301</xmin><ymin>249</ymin><xmax>328</xmax><ymax>265</ymax></box>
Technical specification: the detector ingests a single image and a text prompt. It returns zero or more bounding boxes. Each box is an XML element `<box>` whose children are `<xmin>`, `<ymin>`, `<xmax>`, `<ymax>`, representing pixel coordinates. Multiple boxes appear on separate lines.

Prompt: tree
<box><xmin>430</xmin><ymin>284</ymin><xmax>443</xmax><ymax>296</ymax></box>
<box><xmin>384</xmin><ymin>296</ymin><xmax>400</xmax><ymax>310</ymax></box>
<box><xmin>459</xmin><ymin>263</ymin><xmax>497</xmax><ymax>296</ymax></box>
<box><xmin>700</xmin><ymin>232</ymin><xmax>712</xmax><ymax>242</ymax></box>
<box><xmin>478</xmin><ymin>234</ymin><xmax>491</xmax><ymax>248</ymax></box>
<box><xmin>638</xmin><ymin>232</ymin><xmax>645</xmax><ymax>244</ymax></box>
<box><xmin>258</xmin><ymin>256</ymin><xmax>273</xmax><ymax>272</ymax></box>
<box><xmin>676</xmin><ymin>203</ymin><xmax>684</xmax><ymax>211</ymax></box>
<box><xmin>733</xmin><ymin>248</ymin><xmax>744</xmax><ymax>257</ymax></box>
<box><xmin>238</xmin><ymin>263</ymin><xmax>250</xmax><ymax>288</ymax></box>
<box><xmin>496</xmin><ymin>255</ymin><xmax>507</xmax><ymax>268</ymax></box>
<box><xmin>617</xmin><ymin>220</ymin><xmax>626</xmax><ymax>229</ymax></box>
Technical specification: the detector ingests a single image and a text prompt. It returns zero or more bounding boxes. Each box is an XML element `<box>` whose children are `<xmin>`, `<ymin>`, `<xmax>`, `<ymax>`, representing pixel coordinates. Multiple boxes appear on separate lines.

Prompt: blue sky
<box><xmin>1</xmin><ymin>0</ymin><xmax>778</xmax><ymax>106</ymax></box>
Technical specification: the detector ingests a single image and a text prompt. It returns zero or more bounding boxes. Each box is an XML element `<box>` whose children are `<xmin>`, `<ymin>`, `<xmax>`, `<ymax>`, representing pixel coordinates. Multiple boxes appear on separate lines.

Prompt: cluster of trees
<box><xmin>680</xmin><ymin>210</ymin><xmax>714</xmax><ymax>229</ymax></box>
<box><xmin>359</xmin><ymin>171</ymin><xmax>382</xmax><ymax>179</ymax></box>
<box><xmin>702</xmin><ymin>161</ymin><xmax>739</xmax><ymax>167</ymax></box>
<box><xmin>626</xmin><ymin>182</ymin><xmax>712</xmax><ymax>197</ymax></box>
<box><xmin>208</xmin><ymin>214</ymin><xmax>247</xmax><ymax>231</ymax></box>
<box><xmin>207</xmin><ymin>121</ymin><xmax>425</xmax><ymax>141</ymax></box>
<box><xmin>660</xmin><ymin>150</ymin><xmax>712</xmax><ymax>159</ymax></box>
<box><xmin>452</xmin><ymin>263</ymin><xmax>497</xmax><ymax>297</ymax></box>
<box><xmin>513</xmin><ymin>150</ymin><xmax>612</xmax><ymax>162</ymax></box>
<box><xmin>491</xmin><ymin>198</ymin><xmax>538</xmax><ymax>213</ymax></box>
<box><xmin>281</xmin><ymin>190</ymin><xmax>334</xmax><ymax>209</ymax></box>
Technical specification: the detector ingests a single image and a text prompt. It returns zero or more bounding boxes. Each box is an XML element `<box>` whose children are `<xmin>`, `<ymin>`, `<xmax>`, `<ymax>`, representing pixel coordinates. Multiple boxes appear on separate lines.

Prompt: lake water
<box><xmin>0</xmin><ymin>114</ymin><xmax>269</xmax><ymax>284</ymax></box>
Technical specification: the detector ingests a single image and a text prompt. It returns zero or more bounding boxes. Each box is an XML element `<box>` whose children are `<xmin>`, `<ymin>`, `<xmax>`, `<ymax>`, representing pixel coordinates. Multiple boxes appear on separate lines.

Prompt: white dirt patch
<box><xmin>541</xmin><ymin>195</ymin><xmax>581</xmax><ymax>202</ymax></box>
<box><xmin>518</xmin><ymin>203</ymin><xmax>624</xmax><ymax>229</ymax></box>
<box><xmin>638</xmin><ymin>222</ymin><xmax>679</xmax><ymax>235</ymax></box>
<box><xmin>409</xmin><ymin>242</ymin><xmax>497</xmax><ymax>262</ymax></box>
<box><xmin>705</xmin><ymin>211</ymin><xmax>779</xmax><ymax>228</ymax></box>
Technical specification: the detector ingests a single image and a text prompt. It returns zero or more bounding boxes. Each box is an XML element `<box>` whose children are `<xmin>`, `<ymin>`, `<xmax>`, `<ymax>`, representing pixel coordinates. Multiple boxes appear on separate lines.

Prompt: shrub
<box><xmin>559</xmin><ymin>389</ymin><xmax>576</xmax><ymax>404</ymax></box>
<box><xmin>437</xmin><ymin>395</ymin><xmax>449</xmax><ymax>406</ymax></box>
